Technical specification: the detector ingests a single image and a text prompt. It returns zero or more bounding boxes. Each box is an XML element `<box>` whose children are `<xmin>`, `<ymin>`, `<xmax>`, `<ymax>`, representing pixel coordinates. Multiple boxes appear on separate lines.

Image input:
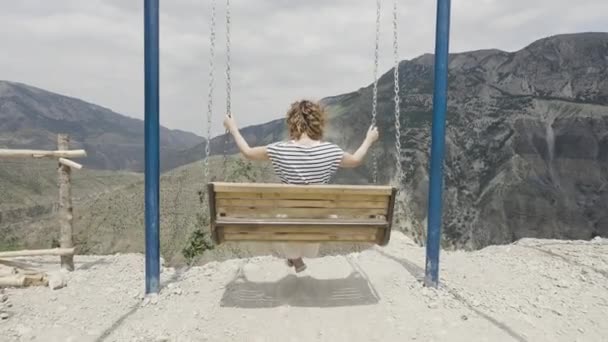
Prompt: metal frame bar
<box><xmin>425</xmin><ymin>0</ymin><xmax>452</xmax><ymax>288</ymax></box>
<box><xmin>144</xmin><ymin>0</ymin><xmax>160</xmax><ymax>294</ymax></box>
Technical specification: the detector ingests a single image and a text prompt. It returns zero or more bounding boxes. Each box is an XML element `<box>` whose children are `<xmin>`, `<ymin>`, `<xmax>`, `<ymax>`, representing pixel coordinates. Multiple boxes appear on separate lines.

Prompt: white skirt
<box><xmin>275</xmin><ymin>242</ymin><xmax>320</xmax><ymax>259</ymax></box>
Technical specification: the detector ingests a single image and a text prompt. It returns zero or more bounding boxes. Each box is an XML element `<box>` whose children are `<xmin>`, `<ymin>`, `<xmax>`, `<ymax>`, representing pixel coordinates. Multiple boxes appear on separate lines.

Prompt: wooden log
<box><xmin>58</xmin><ymin>158</ymin><xmax>83</xmax><ymax>170</ymax></box>
<box><xmin>58</xmin><ymin>134</ymin><xmax>75</xmax><ymax>271</ymax></box>
<box><xmin>0</xmin><ymin>248</ymin><xmax>75</xmax><ymax>258</ymax></box>
<box><xmin>0</xmin><ymin>274</ymin><xmax>48</xmax><ymax>288</ymax></box>
<box><xmin>0</xmin><ymin>275</ymin><xmax>25</xmax><ymax>287</ymax></box>
<box><xmin>24</xmin><ymin>274</ymin><xmax>48</xmax><ymax>287</ymax></box>
<box><xmin>0</xmin><ymin>149</ymin><xmax>87</xmax><ymax>159</ymax></box>
<box><xmin>0</xmin><ymin>266</ymin><xmax>17</xmax><ymax>277</ymax></box>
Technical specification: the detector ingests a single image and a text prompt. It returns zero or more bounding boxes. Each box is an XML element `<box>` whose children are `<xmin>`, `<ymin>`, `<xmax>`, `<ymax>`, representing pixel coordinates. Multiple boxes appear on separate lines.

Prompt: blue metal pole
<box><xmin>425</xmin><ymin>0</ymin><xmax>451</xmax><ymax>288</ymax></box>
<box><xmin>144</xmin><ymin>0</ymin><xmax>160</xmax><ymax>294</ymax></box>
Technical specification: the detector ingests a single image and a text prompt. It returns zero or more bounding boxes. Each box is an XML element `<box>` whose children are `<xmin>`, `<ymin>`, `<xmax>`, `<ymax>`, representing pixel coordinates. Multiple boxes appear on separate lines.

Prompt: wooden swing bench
<box><xmin>208</xmin><ymin>182</ymin><xmax>397</xmax><ymax>246</ymax></box>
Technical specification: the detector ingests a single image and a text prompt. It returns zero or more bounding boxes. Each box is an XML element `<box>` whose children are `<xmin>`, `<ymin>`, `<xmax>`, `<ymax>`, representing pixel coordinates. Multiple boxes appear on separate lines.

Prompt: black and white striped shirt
<box><xmin>267</xmin><ymin>141</ymin><xmax>344</xmax><ymax>185</ymax></box>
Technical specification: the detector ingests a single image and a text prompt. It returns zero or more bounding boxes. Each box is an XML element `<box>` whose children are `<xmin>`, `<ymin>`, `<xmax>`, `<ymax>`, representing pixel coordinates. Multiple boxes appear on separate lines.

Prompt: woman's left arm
<box><xmin>223</xmin><ymin>115</ymin><xmax>269</xmax><ymax>161</ymax></box>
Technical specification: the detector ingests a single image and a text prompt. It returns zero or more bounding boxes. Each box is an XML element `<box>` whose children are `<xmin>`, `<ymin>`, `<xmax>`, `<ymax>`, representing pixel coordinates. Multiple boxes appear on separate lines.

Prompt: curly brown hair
<box><xmin>285</xmin><ymin>100</ymin><xmax>326</xmax><ymax>140</ymax></box>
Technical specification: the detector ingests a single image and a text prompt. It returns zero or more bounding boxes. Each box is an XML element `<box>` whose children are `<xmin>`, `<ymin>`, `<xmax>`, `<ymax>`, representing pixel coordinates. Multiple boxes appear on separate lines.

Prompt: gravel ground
<box><xmin>0</xmin><ymin>232</ymin><xmax>606</xmax><ymax>342</ymax></box>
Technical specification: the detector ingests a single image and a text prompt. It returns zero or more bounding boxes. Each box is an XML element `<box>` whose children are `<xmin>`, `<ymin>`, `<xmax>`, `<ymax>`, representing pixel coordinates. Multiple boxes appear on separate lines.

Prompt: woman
<box><xmin>223</xmin><ymin>99</ymin><xmax>379</xmax><ymax>272</ymax></box>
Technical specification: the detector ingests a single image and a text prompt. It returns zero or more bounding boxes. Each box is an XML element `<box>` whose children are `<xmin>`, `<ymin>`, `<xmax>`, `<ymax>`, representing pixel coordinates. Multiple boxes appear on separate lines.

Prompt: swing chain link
<box><xmin>222</xmin><ymin>0</ymin><xmax>232</xmax><ymax>176</ymax></box>
<box><xmin>225</xmin><ymin>0</ymin><xmax>232</xmax><ymax>116</ymax></box>
<box><xmin>370</xmin><ymin>0</ymin><xmax>381</xmax><ymax>184</ymax></box>
<box><xmin>204</xmin><ymin>0</ymin><xmax>217</xmax><ymax>183</ymax></box>
<box><xmin>392</xmin><ymin>0</ymin><xmax>403</xmax><ymax>186</ymax></box>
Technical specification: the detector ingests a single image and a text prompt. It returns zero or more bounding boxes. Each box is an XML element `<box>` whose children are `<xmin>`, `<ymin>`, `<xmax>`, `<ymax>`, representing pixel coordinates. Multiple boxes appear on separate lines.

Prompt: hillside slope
<box><xmin>0</xmin><ymin>159</ymin><xmax>141</xmax><ymax>250</ymax></box>
<box><xmin>0</xmin><ymin>81</ymin><xmax>203</xmax><ymax>172</ymax></box>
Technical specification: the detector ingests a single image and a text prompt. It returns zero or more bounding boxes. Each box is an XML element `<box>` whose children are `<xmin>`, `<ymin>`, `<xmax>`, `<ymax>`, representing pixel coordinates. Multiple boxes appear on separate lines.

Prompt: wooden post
<box><xmin>57</xmin><ymin>134</ymin><xmax>74</xmax><ymax>271</ymax></box>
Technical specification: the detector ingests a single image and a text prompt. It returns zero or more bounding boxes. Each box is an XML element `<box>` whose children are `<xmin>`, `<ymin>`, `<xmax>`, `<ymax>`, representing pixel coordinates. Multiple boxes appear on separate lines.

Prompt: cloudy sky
<box><xmin>1</xmin><ymin>0</ymin><xmax>606</xmax><ymax>136</ymax></box>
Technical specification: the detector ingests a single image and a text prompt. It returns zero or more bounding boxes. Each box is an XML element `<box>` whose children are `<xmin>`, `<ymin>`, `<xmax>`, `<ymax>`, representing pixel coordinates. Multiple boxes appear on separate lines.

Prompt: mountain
<box><xmin>3</xmin><ymin>32</ymin><xmax>607</xmax><ymax>259</ymax></box>
<box><xmin>0</xmin><ymin>81</ymin><xmax>204</xmax><ymax>172</ymax></box>
<box><xmin>213</xmin><ymin>32</ymin><xmax>608</xmax><ymax>249</ymax></box>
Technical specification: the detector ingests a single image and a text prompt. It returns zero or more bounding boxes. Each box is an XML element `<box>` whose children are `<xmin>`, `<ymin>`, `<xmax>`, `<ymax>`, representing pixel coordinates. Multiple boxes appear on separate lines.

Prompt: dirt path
<box><xmin>1</xmin><ymin>232</ymin><xmax>606</xmax><ymax>341</ymax></box>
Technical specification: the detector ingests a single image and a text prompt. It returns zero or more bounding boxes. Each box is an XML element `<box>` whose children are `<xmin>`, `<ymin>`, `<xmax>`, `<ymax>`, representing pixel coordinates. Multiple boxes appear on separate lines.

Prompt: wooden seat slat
<box><xmin>220</xmin><ymin>226</ymin><xmax>381</xmax><ymax>234</ymax></box>
<box><xmin>212</xmin><ymin>182</ymin><xmax>393</xmax><ymax>195</ymax></box>
<box><xmin>216</xmin><ymin>218</ymin><xmax>388</xmax><ymax>226</ymax></box>
<box><xmin>217</xmin><ymin>207</ymin><xmax>387</xmax><ymax>219</ymax></box>
<box><xmin>222</xmin><ymin>232</ymin><xmax>379</xmax><ymax>242</ymax></box>
<box><xmin>216</xmin><ymin>198</ymin><xmax>389</xmax><ymax>209</ymax></box>
<box><xmin>215</xmin><ymin>192</ymin><xmax>388</xmax><ymax>202</ymax></box>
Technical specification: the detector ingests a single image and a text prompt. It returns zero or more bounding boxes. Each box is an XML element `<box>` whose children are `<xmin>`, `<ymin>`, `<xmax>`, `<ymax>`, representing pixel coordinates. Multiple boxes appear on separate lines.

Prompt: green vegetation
<box><xmin>180</xmin><ymin>157</ymin><xmax>273</xmax><ymax>264</ymax></box>
<box><xmin>181</xmin><ymin>190</ymin><xmax>215</xmax><ymax>265</ymax></box>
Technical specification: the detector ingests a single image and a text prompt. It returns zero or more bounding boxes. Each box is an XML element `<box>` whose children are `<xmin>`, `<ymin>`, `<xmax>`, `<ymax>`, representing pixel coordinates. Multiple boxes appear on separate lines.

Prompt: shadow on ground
<box><xmin>220</xmin><ymin>261</ymin><xmax>380</xmax><ymax>308</ymax></box>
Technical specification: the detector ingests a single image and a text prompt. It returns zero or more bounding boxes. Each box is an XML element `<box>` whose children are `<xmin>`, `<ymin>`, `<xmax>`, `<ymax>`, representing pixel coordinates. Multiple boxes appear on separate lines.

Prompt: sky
<box><xmin>0</xmin><ymin>0</ymin><xmax>606</xmax><ymax>137</ymax></box>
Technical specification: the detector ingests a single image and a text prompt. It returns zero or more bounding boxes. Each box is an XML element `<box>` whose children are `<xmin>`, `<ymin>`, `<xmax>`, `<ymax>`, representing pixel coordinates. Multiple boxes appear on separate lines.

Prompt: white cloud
<box><xmin>0</xmin><ymin>0</ymin><xmax>606</xmax><ymax>137</ymax></box>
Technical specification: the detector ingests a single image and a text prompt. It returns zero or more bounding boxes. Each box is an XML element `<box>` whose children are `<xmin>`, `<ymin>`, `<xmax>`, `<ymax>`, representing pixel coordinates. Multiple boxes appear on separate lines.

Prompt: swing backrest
<box><xmin>208</xmin><ymin>182</ymin><xmax>397</xmax><ymax>246</ymax></box>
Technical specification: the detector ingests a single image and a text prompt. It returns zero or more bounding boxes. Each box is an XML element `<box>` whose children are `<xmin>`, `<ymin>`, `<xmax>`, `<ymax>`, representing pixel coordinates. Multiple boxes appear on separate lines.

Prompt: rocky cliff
<box><xmin>322</xmin><ymin>32</ymin><xmax>608</xmax><ymax>248</ymax></box>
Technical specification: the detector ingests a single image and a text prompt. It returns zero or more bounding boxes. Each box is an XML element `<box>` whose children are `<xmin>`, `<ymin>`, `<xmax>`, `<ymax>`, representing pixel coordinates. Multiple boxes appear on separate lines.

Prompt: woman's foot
<box><xmin>291</xmin><ymin>258</ymin><xmax>307</xmax><ymax>273</ymax></box>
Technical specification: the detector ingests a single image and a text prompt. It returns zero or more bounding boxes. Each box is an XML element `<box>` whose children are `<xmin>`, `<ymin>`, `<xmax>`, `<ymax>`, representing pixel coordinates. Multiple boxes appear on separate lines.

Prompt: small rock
<box><xmin>173</xmin><ymin>287</ymin><xmax>183</xmax><ymax>296</ymax></box>
<box><xmin>1</xmin><ymin>312</ymin><xmax>9</xmax><ymax>320</ymax></box>
<box><xmin>578</xmin><ymin>328</ymin><xmax>585</xmax><ymax>333</ymax></box>
<box><xmin>461</xmin><ymin>315</ymin><xmax>468</xmax><ymax>321</ymax></box>
<box><xmin>428</xmin><ymin>302</ymin><xmax>439</xmax><ymax>309</ymax></box>
<box><xmin>150</xmin><ymin>295</ymin><xmax>159</xmax><ymax>305</ymax></box>
<box><xmin>141</xmin><ymin>297</ymin><xmax>151</xmax><ymax>307</ymax></box>
<box><xmin>48</xmin><ymin>272</ymin><xmax>67</xmax><ymax>290</ymax></box>
<box><xmin>592</xmin><ymin>236</ymin><xmax>602</xmax><ymax>243</ymax></box>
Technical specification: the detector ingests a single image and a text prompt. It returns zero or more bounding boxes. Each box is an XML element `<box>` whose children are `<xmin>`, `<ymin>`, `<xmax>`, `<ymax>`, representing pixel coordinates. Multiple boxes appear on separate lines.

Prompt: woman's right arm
<box><xmin>340</xmin><ymin>126</ymin><xmax>379</xmax><ymax>168</ymax></box>
<box><xmin>224</xmin><ymin>115</ymin><xmax>269</xmax><ymax>161</ymax></box>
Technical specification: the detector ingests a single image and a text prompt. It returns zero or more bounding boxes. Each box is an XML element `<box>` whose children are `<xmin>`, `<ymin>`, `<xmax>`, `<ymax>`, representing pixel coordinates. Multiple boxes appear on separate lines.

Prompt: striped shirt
<box><xmin>266</xmin><ymin>141</ymin><xmax>345</xmax><ymax>185</ymax></box>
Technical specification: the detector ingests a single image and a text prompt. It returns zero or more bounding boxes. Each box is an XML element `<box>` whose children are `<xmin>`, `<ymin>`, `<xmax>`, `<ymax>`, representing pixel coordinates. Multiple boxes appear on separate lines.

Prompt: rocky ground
<box><xmin>0</xmin><ymin>231</ymin><xmax>607</xmax><ymax>342</ymax></box>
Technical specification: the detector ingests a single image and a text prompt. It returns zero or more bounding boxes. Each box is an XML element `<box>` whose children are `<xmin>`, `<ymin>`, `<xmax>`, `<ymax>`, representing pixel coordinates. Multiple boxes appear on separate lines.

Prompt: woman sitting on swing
<box><xmin>223</xmin><ymin>99</ymin><xmax>379</xmax><ymax>272</ymax></box>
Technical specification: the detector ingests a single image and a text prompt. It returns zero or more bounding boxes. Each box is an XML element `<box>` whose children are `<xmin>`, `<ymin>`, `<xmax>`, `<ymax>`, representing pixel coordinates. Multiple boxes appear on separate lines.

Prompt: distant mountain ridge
<box><xmin>0</xmin><ymin>81</ymin><xmax>204</xmax><ymax>171</ymax></box>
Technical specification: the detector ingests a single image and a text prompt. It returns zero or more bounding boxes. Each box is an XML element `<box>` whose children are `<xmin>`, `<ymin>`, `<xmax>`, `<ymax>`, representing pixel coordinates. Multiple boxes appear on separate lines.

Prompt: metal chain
<box><xmin>370</xmin><ymin>0</ymin><xmax>381</xmax><ymax>184</ymax></box>
<box><xmin>204</xmin><ymin>0</ymin><xmax>217</xmax><ymax>184</ymax></box>
<box><xmin>392</xmin><ymin>0</ymin><xmax>403</xmax><ymax>186</ymax></box>
<box><xmin>222</xmin><ymin>0</ymin><xmax>232</xmax><ymax>176</ymax></box>
<box><xmin>225</xmin><ymin>0</ymin><xmax>232</xmax><ymax>116</ymax></box>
